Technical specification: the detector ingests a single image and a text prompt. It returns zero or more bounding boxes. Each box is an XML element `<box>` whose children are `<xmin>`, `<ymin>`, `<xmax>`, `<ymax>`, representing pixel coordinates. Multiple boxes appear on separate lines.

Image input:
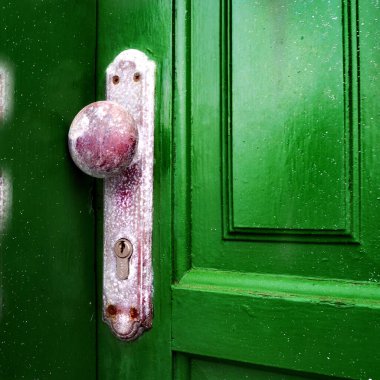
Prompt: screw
<box><xmin>112</xmin><ymin>75</ymin><xmax>120</xmax><ymax>85</ymax></box>
<box><xmin>133</xmin><ymin>72</ymin><xmax>141</xmax><ymax>82</ymax></box>
<box><xmin>129</xmin><ymin>307</ymin><xmax>139</xmax><ymax>319</ymax></box>
<box><xmin>106</xmin><ymin>304</ymin><xmax>117</xmax><ymax>316</ymax></box>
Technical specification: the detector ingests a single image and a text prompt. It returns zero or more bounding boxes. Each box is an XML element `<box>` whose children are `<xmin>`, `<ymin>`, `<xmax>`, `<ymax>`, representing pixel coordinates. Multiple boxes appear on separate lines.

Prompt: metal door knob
<box><xmin>68</xmin><ymin>100</ymin><xmax>138</xmax><ymax>178</ymax></box>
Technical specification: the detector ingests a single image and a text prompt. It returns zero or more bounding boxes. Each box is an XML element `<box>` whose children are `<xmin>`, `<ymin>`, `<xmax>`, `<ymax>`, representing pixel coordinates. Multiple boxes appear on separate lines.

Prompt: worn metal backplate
<box><xmin>103</xmin><ymin>50</ymin><xmax>155</xmax><ymax>340</ymax></box>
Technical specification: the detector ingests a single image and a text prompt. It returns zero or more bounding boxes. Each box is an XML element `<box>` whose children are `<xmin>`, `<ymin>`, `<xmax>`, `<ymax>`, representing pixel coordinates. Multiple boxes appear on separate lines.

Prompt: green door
<box><xmin>0</xmin><ymin>1</ymin><xmax>97</xmax><ymax>379</ymax></box>
<box><xmin>98</xmin><ymin>0</ymin><xmax>380</xmax><ymax>379</ymax></box>
<box><xmin>2</xmin><ymin>1</ymin><xmax>380</xmax><ymax>379</ymax></box>
<box><xmin>170</xmin><ymin>1</ymin><xmax>380</xmax><ymax>378</ymax></box>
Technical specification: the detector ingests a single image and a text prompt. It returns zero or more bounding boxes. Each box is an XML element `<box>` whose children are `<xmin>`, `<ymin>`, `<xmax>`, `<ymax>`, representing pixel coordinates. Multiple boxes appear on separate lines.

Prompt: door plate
<box><xmin>103</xmin><ymin>50</ymin><xmax>155</xmax><ymax>341</ymax></box>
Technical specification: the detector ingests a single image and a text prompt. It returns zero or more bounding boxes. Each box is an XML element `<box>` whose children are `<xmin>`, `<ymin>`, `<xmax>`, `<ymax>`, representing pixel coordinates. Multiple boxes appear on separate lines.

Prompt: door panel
<box><xmin>173</xmin><ymin>0</ymin><xmax>380</xmax><ymax>379</ymax></box>
<box><xmin>180</xmin><ymin>355</ymin><xmax>325</xmax><ymax>380</ymax></box>
<box><xmin>0</xmin><ymin>1</ymin><xmax>97</xmax><ymax>378</ymax></box>
<box><xmin>189</xmin><ymin>0</ymin><xmax>367</xmax><ymax>279</ymax></box>
<box><xmin>232</xmin><ymin>0</ymin><xmax>349</xmax><ymax>233</ymax></box>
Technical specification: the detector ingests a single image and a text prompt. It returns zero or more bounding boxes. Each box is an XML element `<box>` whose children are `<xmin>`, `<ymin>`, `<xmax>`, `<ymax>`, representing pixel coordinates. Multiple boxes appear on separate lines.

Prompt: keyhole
<box><xmin>114</xmin><ymin>238</ymin><xmax>133</xmax><ymax>259</ymax></box>
<box><xmin>119</xmin><ymin>241</ymin><xmax>125</xmax><ymax>255</ymax></box>
<box><xmin>114</xmin><ymin>238</ymin><xmax>133</xmax><ymax>280</ymax></box>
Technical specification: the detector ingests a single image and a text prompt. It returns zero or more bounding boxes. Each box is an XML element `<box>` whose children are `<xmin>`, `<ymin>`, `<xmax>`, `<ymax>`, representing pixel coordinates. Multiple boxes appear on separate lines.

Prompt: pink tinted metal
<box><xmin>103</xmin><ymin>50</ymin><xmax>155</xmax><ymax>340</ymax></box>
<box><xmin>68</xmin><ymin>101</ymin><xmax>138</xmax><ymax>179</ymax></box>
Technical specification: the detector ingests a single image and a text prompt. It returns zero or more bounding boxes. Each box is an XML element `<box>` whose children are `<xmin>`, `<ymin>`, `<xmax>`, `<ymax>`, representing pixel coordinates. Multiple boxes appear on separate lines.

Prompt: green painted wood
<box><xmin>172</xmin><ymin>0</ymin><xmax>380</xmax><ymax>379</ymax></box>
<box><xmin>188</xmin><ymin>0</ymin><xmax>377</xmax><ymax>280</ymax></box>
<box><xmin>177</xmin><ymin>269</ymin><xmax>380</xmax><ymax>305</ymax></box>
<box><xmin>0</xmin><ymin>1</ymin><xmax>97</xmax><ymax>378</ymax></box>
<box><xmin>93</xmin><ymin>0</ymin><xmax>378</xmax><ymax>377</ymax></box>
<box><xmin>172</xmin><ymin>281</ymin><xmax>380</xmax><ymax>379</ymax></box>
<box><xmin>232</xmin><ymin>0</ymin><xmax>350</xmax><ymax>232</ymax></box>
<box><xmin>186</xmin><ymin>356</ymin><xmax>328</xmax><ymax>380</ymax></box>
<box><xmin>1</xmin><ymin>1</ymin><xmax>377</xmax><ymax>378</ymax></box>
<box><xmin>96</xmin><ymin>1</ymin><xmax>173</xmax><ymax>379</ymax></box>
<box><xmin>173</xmin><ymin>0</ymin><xmax>192</xmax><ymax>282</ymax></box>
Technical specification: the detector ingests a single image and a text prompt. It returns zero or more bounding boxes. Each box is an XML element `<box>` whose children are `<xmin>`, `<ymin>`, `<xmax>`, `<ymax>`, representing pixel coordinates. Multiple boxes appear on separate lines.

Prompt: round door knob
<box><xmin>68</xmin><ymin>101</ymin><xmax>138</xmax><ymax>178</ymax></box>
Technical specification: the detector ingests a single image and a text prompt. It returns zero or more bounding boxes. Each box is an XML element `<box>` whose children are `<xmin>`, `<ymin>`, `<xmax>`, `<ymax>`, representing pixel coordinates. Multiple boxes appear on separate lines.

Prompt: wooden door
<box><xmin>2</xmin><ymin>1</ymin><xmax>379</xmax><ymax>379</ymax></box>
<box><xmin>0</xmin><ymin>1</ymin><xmax>97</xmax><ymax>378</ymax></box>
<box><xmin>97</xmin><ymin>0</ymin><xmax>380</xmax><ymax>379</ymax></box>
<box><xmin>171</xmin><ymin>1</ymin><xmax>380</xmax><ymax>379</ymax></box>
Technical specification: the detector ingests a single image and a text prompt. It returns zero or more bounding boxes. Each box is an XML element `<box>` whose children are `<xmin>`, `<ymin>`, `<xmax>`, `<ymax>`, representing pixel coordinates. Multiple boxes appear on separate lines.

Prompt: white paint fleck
<box><xmin>68</xmin><ymin>113</ymin><xmax>90</xmax><ymax>141</ymax></box>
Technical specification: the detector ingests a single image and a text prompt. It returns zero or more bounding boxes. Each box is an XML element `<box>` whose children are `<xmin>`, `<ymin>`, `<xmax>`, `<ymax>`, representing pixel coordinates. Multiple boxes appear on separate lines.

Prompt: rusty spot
<box><xmin>133</xmin><ymin>72</ymin><xmax>141</xmax><ymax>82</ymax></box>
<box><xmin>112</xmin><ymin>75</ymin><xmax>120</xmax><ymax>85</ymax></box>
<box><xmin>106</xmin><ymin>304</ymin><xmax>117</xmax><ymax>316</ymax></box>
<box><xmin>129</xmin><ymin>307</ymin><xmax>139</xmax><ymax>319</ymax></box>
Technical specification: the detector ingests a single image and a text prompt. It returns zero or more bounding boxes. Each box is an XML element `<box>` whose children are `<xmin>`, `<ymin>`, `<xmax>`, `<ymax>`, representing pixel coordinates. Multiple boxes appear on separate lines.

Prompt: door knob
<box><xmin>69</xmin><ymin>101</ymin><xmax>138</xmax><ymax>179</ymax></box>
<box><xmin>68</xmin><ymin>50</ymin><xmax>156</xmax><ymax>341</ymax></box>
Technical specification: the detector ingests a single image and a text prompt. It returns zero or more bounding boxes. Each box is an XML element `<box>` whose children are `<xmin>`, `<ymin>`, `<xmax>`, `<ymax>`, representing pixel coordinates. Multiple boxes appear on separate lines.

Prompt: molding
<box><xmin>222</xmin><ymin>0</ymin><xmax>361</xmax><ymax>243</ymax></box>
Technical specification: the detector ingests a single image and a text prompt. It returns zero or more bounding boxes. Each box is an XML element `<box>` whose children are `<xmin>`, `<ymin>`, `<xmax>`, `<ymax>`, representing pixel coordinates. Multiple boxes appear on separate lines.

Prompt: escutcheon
<box><xmin>68</xmin><ymin>49</ymin><xmax>156</xmax><ymax>341</ymax></box>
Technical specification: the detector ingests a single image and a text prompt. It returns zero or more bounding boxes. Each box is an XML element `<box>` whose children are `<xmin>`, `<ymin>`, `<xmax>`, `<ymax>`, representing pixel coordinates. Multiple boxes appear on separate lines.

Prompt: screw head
<box><xmin>106</xmin><ymin>304</ymin><xmax>117</xmax><ymax>316</ymax></box>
